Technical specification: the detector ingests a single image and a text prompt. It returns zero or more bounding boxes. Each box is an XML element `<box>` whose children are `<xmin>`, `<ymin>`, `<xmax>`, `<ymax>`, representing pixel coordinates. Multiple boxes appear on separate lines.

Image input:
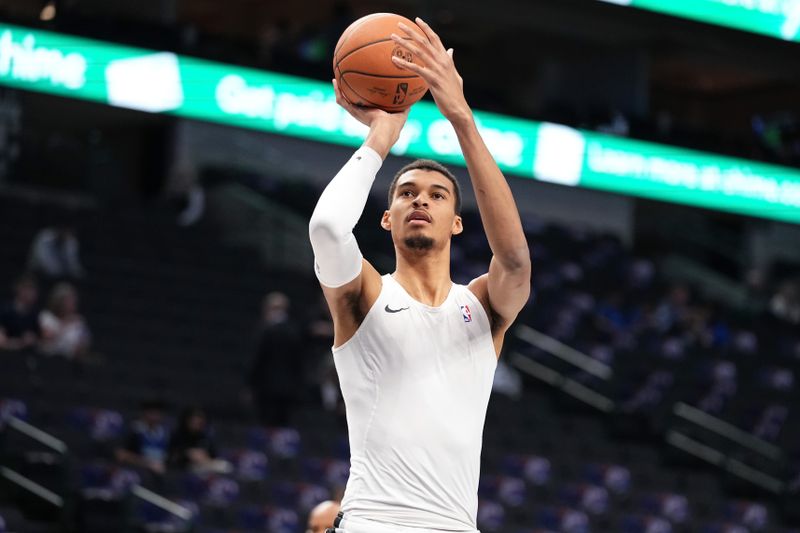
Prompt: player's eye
<box><xmin>401</xmin><ymin>190</ymin><xmax>414</xmax><ymax>197</ymax></box>
<box><xmin>433</xmin><ymin>192</ymin><xmax>445</xmax><ymax>200</ymax></box>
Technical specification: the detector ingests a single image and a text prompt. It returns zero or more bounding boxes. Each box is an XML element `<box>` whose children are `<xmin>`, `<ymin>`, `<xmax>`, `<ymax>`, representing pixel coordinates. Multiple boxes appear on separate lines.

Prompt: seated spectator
<box><xmin>115</xmin><ymin>400</ymin><xmax>169</xmax><ymax>476</ymax></box>
<box><xmin>0</xmin><ymin>274</ymin><xmax>40</xmax><ymax>352</ymax></box>
<box><xmin>28</xmin><ymin>225</ymin><xmax>85</xmax><ymax>280</ymax></box>
<box><xmin>168</xmin><ymin>407</ymin><xmax>231</xmax><ymax>474</ymax></box>
<box><xmin>39</xmin><ymin>282</ymin><xmax>91</xmax><ymax>359</ymax></box>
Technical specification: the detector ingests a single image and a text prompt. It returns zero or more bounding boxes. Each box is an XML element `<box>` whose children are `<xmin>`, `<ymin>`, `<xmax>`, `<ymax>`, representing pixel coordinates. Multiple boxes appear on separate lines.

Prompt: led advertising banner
<box><xmin>1</xmin><ymin>22</ymin><xmax>799</xmax><ymax>224</ymax></box>
<box><xmin>597</xmin><ymin>0</ymin><xmax>800</xmax><ymax>42</ymax></box>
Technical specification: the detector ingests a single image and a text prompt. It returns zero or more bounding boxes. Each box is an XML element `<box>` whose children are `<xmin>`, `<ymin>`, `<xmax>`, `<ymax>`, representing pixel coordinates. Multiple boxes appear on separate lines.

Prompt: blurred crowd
<box><xmin>0</xmin><ymin>224</ymin><xmax>91</xmax><ymax>359</ymax></box>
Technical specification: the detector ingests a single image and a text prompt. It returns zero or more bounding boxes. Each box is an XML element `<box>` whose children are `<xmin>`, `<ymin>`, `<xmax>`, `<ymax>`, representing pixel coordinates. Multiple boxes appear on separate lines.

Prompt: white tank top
<box><xmin>333</xmin><ymin>274</ymin><xmax>497</xmax><ymax>531</ymax></box>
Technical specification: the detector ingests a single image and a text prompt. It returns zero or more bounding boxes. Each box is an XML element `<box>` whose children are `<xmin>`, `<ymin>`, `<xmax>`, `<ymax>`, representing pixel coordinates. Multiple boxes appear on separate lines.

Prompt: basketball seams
<box><xmin>340</xmin><ymin>70</ymin><xmax>423</xmax><ymax>80</ymax></box>
<box><xmin>334</xmin><ymin>36</ymin><xmax>418</xmax><ymax>71</ymax></box>
<box><xmin>339</xmin><ymin>75</ymin><xmax>409</xmax><ymax>111</ymax></box>
<box><xmin>333</xmin><ymin>13</ymin><xmax>382</xmax><ymax>59</ymax></box>
<box><xmin>333</xmin><ymin>13</ymin><xmax>429</xmax><ymax>111</ymax></box>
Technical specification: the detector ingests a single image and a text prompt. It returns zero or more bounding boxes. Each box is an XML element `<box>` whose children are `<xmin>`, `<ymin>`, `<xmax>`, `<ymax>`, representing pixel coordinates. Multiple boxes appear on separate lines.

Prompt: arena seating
<box><xmin>0</xmin><ymin>190</ymin><xmax>798</xmax><ymax>532</ymax></box>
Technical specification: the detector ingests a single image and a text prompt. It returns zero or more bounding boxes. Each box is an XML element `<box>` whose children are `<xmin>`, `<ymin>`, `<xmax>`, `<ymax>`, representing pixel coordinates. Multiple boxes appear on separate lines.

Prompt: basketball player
<box><xmin>309</xmin><ymin>17</ymin><xmax>531</xmax><ymax>533</ymax></box>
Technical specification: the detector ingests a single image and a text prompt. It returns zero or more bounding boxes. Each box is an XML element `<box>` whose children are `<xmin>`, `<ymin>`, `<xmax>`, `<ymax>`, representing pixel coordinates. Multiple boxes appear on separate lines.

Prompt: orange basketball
<box><xmin>333</xmin><ymin>13</ymin><xmax>428</xmax><ymax>112</ymax></box>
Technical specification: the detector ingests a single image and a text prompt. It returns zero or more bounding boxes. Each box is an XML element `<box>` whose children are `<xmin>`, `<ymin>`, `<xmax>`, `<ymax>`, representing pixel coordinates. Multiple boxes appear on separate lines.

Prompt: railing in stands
<box><xmin>2</xmin><ymin>416</ymin><xmax>194</xmax><ymax>530</ymax></box>
<box><xmin>511</xmin><ymin>326</ymin><xmax>789</xmax><ymax>495</ymax></box>
<box><xmin>667</xmin><ymin>402</ymin><xmax>786</xmax><ymax>494</ymax></box>
<box><xmin>6</xmin><ymin>417</ymin><xmax>67</xmax><ymax>455</ymax></box>
<box><xmin>511</xmin><ymin>325</ymin><xmax>615</xmax><ymax>412</ymax></box>
<box><xmin>131</xmin><ymin>485</ymin><xmax>194</xmax><ymax>522</ymax></box>
<box><xmin>0</xmin><ymin>466</ymin><xmax>64</xmax><ymax>508</ymax></box>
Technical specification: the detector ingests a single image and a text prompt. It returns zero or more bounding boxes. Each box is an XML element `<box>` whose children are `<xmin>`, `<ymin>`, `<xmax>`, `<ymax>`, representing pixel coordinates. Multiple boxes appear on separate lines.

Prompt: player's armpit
<box><xmin>321</xmin><ymin>258</ymin><xmax>383</xmax><ymax>348</ymax></box>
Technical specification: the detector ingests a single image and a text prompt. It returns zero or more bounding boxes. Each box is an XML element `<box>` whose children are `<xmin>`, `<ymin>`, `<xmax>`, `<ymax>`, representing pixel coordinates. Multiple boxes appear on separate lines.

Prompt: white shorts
<box><xmin>328</xmin><ymin>514</ymin><xmax>480</xmax><ymax>533</ymax></box>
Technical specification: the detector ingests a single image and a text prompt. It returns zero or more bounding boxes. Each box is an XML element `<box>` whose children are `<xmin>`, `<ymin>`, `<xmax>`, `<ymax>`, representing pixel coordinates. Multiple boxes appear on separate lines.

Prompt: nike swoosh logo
<box><xmin>385</xmin><ymin>305</ymin><xmax>410</xmax><ymax>313</ymax></box>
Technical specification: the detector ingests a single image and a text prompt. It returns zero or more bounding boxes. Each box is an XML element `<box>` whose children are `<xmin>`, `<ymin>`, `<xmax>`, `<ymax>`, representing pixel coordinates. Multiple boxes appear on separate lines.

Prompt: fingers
<box><xmin>332</xmin><ymin>78</ymin><xmax>347</xmax><ymax>107</ymax></box>
<box><xmin>414</xmin><ymin>17</ymin><xmax>445</xmax><ymax>52</ymax></box>
<box><xmin>397</xmin><ymin>21</ymin><xmax>430</xmax><ymax>47</ymax></box>
<box><xmin>333</xmin><ymin>78</ymin><xmax>357</xmax><ymax>111</ymax></box>
<box><xmin>390</xmin><ymin>33</ymin><xmax>428</xmax><ymax>64</ymax></box>
<box><xmin>390</xmin><ymin>55</ymin><xmax>425</xmax><ymax>76</ymax></box>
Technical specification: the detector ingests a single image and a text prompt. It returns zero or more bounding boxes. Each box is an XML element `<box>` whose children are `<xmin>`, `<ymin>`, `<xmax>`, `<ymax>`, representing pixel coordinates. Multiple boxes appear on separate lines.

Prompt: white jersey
<box><xmin>333</xmin><ymin>274</ymin><xmax>497</xmax><ymax>531</ymax></box>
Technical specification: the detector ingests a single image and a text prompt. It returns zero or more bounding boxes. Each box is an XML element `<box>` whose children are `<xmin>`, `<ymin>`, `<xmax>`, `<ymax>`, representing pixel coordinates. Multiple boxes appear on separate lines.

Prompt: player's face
<box><xmin>382</xmin><ymin>169</ymin><xmax>462</xmax><ymax>249</ymax></box>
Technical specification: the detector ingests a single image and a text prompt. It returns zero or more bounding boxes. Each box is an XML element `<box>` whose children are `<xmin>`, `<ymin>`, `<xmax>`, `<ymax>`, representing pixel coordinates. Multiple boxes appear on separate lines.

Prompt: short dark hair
<box><xmin>388</xmin><ymin>159</ymin><xmax>462</xmax><ymax>215</ymax></box>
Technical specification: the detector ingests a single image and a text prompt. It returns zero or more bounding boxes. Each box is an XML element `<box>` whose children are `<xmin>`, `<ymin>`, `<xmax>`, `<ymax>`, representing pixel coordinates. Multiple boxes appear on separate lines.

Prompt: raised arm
<box><xmin>308</xmin><ymin>82</ymin><xmax>409</xmax><ymax>346</ymax></box>
<box><xmin>391</xmin><ymin>18</ymin><xmax>531</xmax><ymax>333</ymax></box>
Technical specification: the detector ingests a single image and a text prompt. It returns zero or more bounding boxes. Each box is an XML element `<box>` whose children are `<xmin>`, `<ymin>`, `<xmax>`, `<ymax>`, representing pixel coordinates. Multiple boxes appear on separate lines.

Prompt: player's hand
<box><xmin>391</xmin><ymin>17</ymin><xmax>472</xmax><ymax>126</ymax></box>
<box><xmin>333</xmin><ymin>79</ymin><xmax>409</xmax><ymax>133</ymax></box>
<box><xmin>334</xmin><ymin>79</ymin><xmax>410</xmax><ymax>158</ymax></box>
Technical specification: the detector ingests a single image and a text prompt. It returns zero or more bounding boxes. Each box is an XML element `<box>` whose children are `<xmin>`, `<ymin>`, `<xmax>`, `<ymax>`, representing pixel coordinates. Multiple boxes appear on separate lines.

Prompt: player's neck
<box><xmin>393</xmin><ymin>247</ymin><xmax>452</xmax><ymax>307</ymax></box>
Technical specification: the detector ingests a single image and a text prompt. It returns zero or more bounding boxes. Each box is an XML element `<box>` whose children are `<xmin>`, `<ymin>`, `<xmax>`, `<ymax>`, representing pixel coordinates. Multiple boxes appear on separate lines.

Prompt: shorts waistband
<box><xmin>326</xmin><ymin>512</ymin><xmax>480</xmax><ymax>533</ymax></box>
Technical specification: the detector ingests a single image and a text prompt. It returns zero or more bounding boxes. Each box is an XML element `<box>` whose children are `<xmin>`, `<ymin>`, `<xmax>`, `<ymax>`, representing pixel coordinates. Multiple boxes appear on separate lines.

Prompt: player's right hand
<box><xmin>333</xmin><ymin>79</ymin><xmax>409</xmax><ymax>129</ymax></box>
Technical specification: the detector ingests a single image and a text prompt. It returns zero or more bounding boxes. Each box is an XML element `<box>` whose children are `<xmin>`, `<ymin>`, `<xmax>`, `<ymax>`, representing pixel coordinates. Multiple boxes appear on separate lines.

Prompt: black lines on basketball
<box><xmin>333</xmin><ymin>13</ymin><xmax>429</xmax><ymax>112</ymax></box>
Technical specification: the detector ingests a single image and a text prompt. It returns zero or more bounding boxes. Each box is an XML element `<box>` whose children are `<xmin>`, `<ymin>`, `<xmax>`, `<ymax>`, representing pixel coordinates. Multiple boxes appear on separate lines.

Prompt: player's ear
<box><xmin>451</xmin><ymin>215</ymin><xmax>463</xmax><ymax>236</ymax></box>
<box><xmin>381</xmin><ymin>210</ymin><xmax>392</xmax><ymax>231</ymax></box>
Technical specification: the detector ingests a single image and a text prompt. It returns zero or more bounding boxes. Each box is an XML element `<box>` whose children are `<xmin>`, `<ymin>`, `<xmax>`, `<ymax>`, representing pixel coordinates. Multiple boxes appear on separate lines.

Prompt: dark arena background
<box><xmin>1</xmin><ymin>0</ymin><xmax>800</xmax><ymax>532</ymax></box>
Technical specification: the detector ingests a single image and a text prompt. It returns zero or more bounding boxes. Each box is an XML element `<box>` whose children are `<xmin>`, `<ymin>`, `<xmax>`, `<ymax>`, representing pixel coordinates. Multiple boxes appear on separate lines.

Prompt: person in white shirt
<box><xmin>39</xmin><ymin>282</ymin><xmax>91</xmax><ymax>359</ymax></box>
<box><xmin>308</xmin><ymin>17</ymin><xmax>531</xmax><ymax>533</ymax></box>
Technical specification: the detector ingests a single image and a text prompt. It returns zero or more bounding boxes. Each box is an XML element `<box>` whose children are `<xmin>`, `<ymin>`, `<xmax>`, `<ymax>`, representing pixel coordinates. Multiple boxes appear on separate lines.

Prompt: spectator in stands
<box><xmin>248</xmin><ymin>291</ymin><xmax>303</xmax><ymax>427</ymax></box>
<box><xmin>770</xmin><ymin>279</ymin><xmax>800</xmax><ymax>324</ymax></box>
<box><xmin>27</xmin><ymin>225</ymin><xmax>85</xmax><ymax>279</ymax></box>
<box><xmin>39</xmin><ymin>282</ymin><xmax>92</xmax><ymax>360</ymax></box>
<box><xmin>306</xmin><ymin>500</ymin><xmax>340</xmax><ymax>533</ymax></box>
<box><xmin>0</xmin><ymin>274</ymin><xmax>40</xmax><ymax>352</ymax></box>
<box><xmin>115</xmin><ymin>400</ymin><xmax>169</xmax><ymax>476</ymax></box>
<box><xmin>167</xmin><ymin>407</ymin><xmax>232</xmax><ymax>474</ymax></box>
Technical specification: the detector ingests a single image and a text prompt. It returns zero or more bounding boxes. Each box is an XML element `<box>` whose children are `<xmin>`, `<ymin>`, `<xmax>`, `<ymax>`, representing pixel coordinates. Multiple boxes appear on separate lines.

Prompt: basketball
<box><xmin>333</xmin><ymin>13</ymin><xmax>429</xmax><ymax>112</ymax></box>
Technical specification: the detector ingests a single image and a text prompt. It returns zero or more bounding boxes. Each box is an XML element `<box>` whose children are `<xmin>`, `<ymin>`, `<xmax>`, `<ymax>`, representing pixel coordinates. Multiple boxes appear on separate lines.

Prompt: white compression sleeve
<box><xmin>308</xmin><ymin>146</ymin><xmax>383</xmax><ymax>288</ymax></box>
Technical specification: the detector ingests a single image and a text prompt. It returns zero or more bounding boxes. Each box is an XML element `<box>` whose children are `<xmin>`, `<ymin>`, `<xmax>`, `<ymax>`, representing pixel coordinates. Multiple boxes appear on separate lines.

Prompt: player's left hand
<box><xmin>391</xmin><ymin>18</ymin><xmax>472</xmax><ymax>126</ymax></box>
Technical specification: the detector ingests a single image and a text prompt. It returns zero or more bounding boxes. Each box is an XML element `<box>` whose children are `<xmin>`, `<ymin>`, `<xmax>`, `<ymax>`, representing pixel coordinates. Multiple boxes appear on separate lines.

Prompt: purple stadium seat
<box><xmin>246</xmin><ymin>427</ymin><xmax>301</xmax><ymax>458</ymax></box>
<box><xmin>536</xmin><ymin>506</ymin><xmax>590</xmax><ymax>533</ymax></box>
<box><xmin>301</xmin><ymin>457</ymin><xmax>349</xmax><ymax>486</ymax></box>
<box><xmin>238</xmin><ymin>504</ymin><xmax>299</xmax><ymax>533</ymax></box>
<box><xmin>477</xmin><ymin>500</ymin><xmax>505</xmax><ymax>532</ymax></box>
<box><xmin>620</xmin><ymin>515</ymin><xmax>672</xmax><ymax>533</ymax></box>
<box><xmin>68</xmin><ymin>407</ymin><xmax>124</xmax><ymax>442</ymax></box>
<box><xmin>0</xmin><ymin>398</ymin><xmax>27</xmax><ymax>427</ymax></box>
<box><xmin>502</xmin><ymin>454</ymin><xmax>552</xmax><ymax>486</ymax></box>
<box><xmin>639</xmin><ymin>492</ymin><xmax>690</xmax><ymax>524</ymax></box>
<box><xmin>224</xmin><ymin>449</ymin><xmax>269</xmax><ymax>481</ymax></box>
<box><xmin>583</xmin><ymin>462</ymin><xmax>632</xmax><ymax>495</ymax></box>
<box><xmin>183</xmin><ymin>473</ymin><xmax>240</xmax><ymax>506</ymax></box>
<box><xmin>558</xmin><ymin>483</ymin><xmax>610</xmax><ymax>516</ymax></box>
<box><xmin>271</xmin><ymin>481</ymin><xmax>329</xmax><ymax>512</ymax></box>
<box><xmin>701</xmin><ymin>523</ymin><xmax>750</xmax><ymax>533</ymax></box>
<box><xmin>80</xmin><ymin>462</ymin><xmax>140</xmax><ymax>498</ymax></box>
<box><xmin>724</xmin><ymin>500</ymin><xmax>769</xmax><ymax>531</ymax></box>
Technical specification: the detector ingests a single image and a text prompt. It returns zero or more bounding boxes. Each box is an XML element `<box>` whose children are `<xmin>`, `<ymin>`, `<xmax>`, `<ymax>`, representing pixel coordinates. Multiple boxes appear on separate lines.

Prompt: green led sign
<box><xmin>1</xmin><ymin>22</ymin><xmax>800</xmax><ymax>224</ymax></box>
<box><xmin>597</xmin><ymin>0</ymin><xmax>800</xmax><ymax>42</ymax></box>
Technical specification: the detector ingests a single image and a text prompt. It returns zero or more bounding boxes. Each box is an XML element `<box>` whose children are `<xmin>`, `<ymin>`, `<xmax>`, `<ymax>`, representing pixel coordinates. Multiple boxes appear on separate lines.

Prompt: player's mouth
<box><xmin>407</xmin><ymin>210</ymin><xmax>432</xmax><ymax>225</ymax></box>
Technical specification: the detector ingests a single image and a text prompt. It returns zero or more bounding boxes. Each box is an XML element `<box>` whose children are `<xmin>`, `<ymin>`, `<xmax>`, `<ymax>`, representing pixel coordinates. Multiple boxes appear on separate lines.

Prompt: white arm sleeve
<box><xmin>308</xmin><ymin>146</ymin><xmax>383</xmax><ymax>288</ymax></box>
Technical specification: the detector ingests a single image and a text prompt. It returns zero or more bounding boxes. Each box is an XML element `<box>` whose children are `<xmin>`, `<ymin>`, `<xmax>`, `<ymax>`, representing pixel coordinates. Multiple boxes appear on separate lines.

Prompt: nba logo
<box><xmin>461</xmin><ymin>305</ymin><xmax>472</xmax><ymax>323</ymax></box>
